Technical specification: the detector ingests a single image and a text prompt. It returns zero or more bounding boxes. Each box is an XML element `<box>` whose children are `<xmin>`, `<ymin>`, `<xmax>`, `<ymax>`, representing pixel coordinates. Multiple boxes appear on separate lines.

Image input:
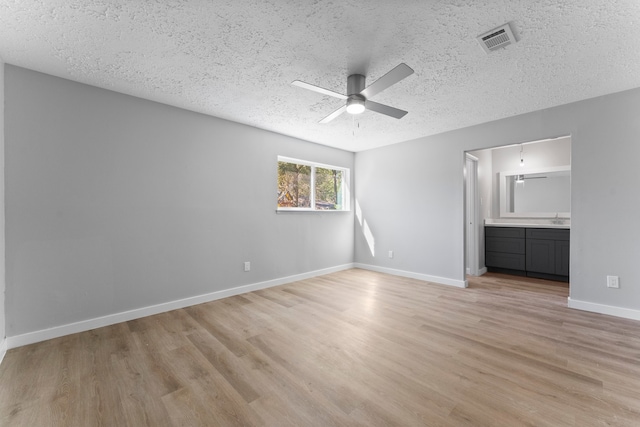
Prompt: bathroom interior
<box><xmin>466</xmin><ymin>136</ymin><xmax>571</xmax><ymax>284</ymax></box>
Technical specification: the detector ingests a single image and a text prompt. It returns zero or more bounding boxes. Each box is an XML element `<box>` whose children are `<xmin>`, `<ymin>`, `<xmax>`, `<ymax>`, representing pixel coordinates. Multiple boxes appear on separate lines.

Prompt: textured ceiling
<box><xmin>1</xmin><ymin>1</ymin><xmax>640</xmax><ymax>152</ymax></box>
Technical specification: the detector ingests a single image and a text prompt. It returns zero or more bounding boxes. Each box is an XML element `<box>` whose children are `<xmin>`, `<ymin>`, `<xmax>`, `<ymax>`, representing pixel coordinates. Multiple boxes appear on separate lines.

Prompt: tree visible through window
<box><xmin>277</xmin><ymin>162</ymin><xmax>311</xmax><ymax>208</ymax></box>
<box><xmin>277</xmin><ymin>157</ymin><xmax>349</xmax><ymax>211</ymax></box>
<box><xmin>315</xmin><ymin>167</ymin><xmax>343</xmax><ymax>210</ymax></box>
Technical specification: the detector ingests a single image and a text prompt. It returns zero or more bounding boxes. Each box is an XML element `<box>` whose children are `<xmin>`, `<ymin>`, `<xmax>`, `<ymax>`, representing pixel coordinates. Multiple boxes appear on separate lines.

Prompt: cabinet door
<box><xmin>555</xmin><ymin>240</ymin><xmax>570</xmax><ymax>276</ymax></box>
<box><xmin>526</xmin><ymin>239</ymin><xmax>556</xmax><ymax>274</ymax></box>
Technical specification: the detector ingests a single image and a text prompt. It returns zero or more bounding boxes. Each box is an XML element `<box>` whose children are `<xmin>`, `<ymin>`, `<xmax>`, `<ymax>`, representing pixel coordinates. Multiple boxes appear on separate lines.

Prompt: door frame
<box><xmin>465</xmin><ymin>153</ymin><xmax>480</xmax><ymax>276</ymax></box>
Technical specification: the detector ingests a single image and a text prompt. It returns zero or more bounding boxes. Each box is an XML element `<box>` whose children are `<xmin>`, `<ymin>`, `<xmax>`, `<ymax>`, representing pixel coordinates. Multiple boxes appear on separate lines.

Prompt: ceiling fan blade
<box><xmin>364</xmin><ymin>100</ymin><xmax>408</xmax><ymax>119</ymax></box>
<box><xmin>292</xmin><ymin>80</ymin><xmax>348</xmax><ymax>100</ymax></box>
<box><xmin>319</xmin><ymin>105</ymin><xmax>347</xmax><ymax>123</ymax></box>
<box><xmin>360</xmin><ymin>63</ymin><xmax>414</xmax><ymax>99</ymax></box>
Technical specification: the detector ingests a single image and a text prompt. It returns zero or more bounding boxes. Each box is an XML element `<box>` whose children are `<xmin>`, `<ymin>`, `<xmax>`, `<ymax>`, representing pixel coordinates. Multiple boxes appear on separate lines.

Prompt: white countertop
<box><xmin>484</xmin><ymin>219</ymin><xmax>570</xmax><ymax>229</ymax></box>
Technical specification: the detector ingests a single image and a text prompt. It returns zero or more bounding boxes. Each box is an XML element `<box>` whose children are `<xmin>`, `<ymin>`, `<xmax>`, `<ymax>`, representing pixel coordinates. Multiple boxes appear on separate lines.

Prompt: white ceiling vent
<box><xmin>477</xmin><ymin>23</ymin><xmax>516</xmax><ymax>54</ymax></box>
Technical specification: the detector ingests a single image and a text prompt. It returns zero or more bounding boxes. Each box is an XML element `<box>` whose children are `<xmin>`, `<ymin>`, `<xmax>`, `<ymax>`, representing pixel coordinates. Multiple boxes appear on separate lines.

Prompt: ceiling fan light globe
<box><xmin>346</xmin><ymin>98</ymin><xmax>365</xmax><ymax>115</ymax></box>
<box><xmin>346</xmin><ymin>104</ymin><xmax>365</xmax><ymax>114</ymax></box>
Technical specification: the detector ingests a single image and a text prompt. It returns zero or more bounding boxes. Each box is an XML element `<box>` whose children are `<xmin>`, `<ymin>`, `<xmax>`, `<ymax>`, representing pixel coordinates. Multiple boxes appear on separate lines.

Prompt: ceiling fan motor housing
<box><xmin>346</xmin><ymin>74</ymin><xmax>366</xmax><ymax>114</ymax></box>
<box><xmin>347</xmin><ymin>74</ymin><xmax>366</xmax><ymax>96</ymax></box>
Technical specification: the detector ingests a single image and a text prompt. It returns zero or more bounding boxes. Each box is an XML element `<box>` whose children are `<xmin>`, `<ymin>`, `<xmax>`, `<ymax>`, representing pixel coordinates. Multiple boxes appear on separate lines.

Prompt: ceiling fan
<box><xmin>292</xmin><ymin>63</ymin><xmax>414</xmax><ymax>123</ymax></box>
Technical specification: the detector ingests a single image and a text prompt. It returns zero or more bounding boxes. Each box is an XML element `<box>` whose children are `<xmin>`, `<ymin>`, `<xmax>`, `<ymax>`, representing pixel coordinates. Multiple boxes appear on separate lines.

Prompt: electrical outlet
<box><xmin>244</xmin><ymin>261</ymin><xmax>251</xmax><ymax>272</ymax></box>
<box><xmin>606</xmin><ymin>275</ymin><xmax>619</xmax><ymax>288</ymax></box>
<box><xmin>388</xmin><ymin>250</ymin><xmax>394</xmax><ymax>259</ymax></box>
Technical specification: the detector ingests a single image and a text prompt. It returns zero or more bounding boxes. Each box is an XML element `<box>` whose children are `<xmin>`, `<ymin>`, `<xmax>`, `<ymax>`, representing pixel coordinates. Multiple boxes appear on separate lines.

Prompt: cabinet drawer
<box><xmin>485</xmin><ymin>227</ymin><xmax>525</xmax><ymax>238</ymax></box>
<box><xmin>526</xmin><ymin>228</ymin><xmax>570</xmax><ymax>240</ymax></box>
<box><xmin>486</xmin><ymin>237</ymin><xmax>525</xmax><ymax>254</ymax></box>
<box><xmin>486</xmin><ymin>252</ymin><xmax>526</xmax><ymax>270</ymax></box>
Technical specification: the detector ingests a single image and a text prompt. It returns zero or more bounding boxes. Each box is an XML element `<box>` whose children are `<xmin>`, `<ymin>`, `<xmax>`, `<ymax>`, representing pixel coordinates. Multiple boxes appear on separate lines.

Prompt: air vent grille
<box><xmin>477</xmin><ymin>23</ymin><xmax>516</xmax><ymax>54</ymax></box>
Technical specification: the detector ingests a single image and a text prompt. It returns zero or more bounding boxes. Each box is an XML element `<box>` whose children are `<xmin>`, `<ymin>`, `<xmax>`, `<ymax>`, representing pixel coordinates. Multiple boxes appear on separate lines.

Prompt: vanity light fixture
<box><xmin>519</xmin><ymin>145</ymin><xmax>525</xmax><ymax>167</ymax></box>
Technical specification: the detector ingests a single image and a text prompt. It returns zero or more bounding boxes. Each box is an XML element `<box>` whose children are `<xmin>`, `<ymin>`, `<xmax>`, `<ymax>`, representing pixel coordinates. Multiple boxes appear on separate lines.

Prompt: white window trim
<box><xmin>277</xmin><ymin>156</ymin><xmax>351</xmax><ymax>212</ymax></box>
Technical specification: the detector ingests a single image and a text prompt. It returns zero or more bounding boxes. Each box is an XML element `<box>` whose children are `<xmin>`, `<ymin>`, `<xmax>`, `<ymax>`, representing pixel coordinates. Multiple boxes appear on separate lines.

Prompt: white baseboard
<box><xmin>567</xmin><ymin>297</ymin><xmax>640</xmax><ymax>321</ymax></box>
<box><xmin>355</xmin><ymin>263</ymin><xmax>467</xmax><ymax>288</ymax></box>
<box><xmin>0</xmin><ymin>339</ymin><xmax>7</xmax><ymax>365</ymax></box>
<box><xmin>6</xmin><ymin>263</ymin><xmax>355</xmax><ymax>350</ymax></box>
<box><xmin>465</xmin><ymin>267</ymin><xmax>488</xmax><ymax>277</ymax></box>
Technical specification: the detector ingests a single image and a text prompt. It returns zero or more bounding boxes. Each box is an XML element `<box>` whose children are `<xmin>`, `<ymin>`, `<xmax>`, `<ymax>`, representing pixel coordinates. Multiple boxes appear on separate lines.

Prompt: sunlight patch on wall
<box><xmin>356</xmin><ymin>200</ymin><xmax>375</xmax><ymax>257</ymax></box>
<box><xmin>355</xmin><ymin>199</ymin><xmax>363</xmax><ymax>226</ymax></box>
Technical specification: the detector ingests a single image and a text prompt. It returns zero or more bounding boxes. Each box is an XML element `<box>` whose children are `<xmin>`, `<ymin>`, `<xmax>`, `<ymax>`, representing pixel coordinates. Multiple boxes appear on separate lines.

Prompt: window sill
<box><xmin>276</xmin><ymin>208</ymin><xmax>351</xmax><ymax>213</ymax></box>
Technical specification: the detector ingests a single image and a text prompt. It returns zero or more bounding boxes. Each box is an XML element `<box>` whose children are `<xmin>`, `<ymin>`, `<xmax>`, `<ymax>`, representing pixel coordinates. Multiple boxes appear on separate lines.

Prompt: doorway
<box><xmin>463</xmin><ymin>136</ymin><xmax>572</xmax><ymax>285</ymax></box>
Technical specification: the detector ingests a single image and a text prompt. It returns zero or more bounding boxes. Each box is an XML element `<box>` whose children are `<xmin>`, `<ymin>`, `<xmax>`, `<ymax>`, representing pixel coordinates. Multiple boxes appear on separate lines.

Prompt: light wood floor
<box><xmin>1</xmin><ymin>269</ymin><xmax>640</xmax><ymax>426</ymax></box>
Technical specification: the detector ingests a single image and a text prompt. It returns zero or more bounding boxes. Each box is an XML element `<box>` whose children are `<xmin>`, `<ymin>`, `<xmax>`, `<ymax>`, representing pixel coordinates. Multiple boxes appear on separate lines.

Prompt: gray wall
<box><xmin>5</xmin><ymin>65</ymin><xmax>355</xmax><ymax>337</ymax></box>
<box><xmin>355</xmin><ymin>87</ymin><xmax>640</xmax><ymax>311</ymax></box>
<box><xmin>0</xmin><ymin>59</ymin><xmax>5</xmax><ymax>347</ymax></box>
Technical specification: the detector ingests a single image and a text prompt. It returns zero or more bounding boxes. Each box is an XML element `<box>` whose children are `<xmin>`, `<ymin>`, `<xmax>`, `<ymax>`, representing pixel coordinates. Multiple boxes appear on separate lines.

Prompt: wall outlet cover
<box><xmin>606</xmin><ymin>275</ymin><xmax>619</xmax><ymax>288</ymax></box>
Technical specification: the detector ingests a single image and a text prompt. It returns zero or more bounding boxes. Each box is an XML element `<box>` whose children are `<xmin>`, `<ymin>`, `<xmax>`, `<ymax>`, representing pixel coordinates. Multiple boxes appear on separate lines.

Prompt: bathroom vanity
<box><xmin>484</xmin><ymin>163</ymin><xmax>571</xmax><ymax>282</ymax></box>
<box><xmin>485</xmin><ymin>223</ymin><xmax>569</xmax><ymax>282</ymax></box>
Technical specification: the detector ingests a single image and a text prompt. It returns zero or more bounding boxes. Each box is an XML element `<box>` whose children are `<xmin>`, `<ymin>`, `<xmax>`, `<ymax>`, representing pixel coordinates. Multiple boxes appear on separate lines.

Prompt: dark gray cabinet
<box><xmin>556</xmin><ymin>240</ymin><xmax>570</xmax><ymax>277</ymax></box>
<box><xmin>525</xmin><ymin>228</ymin><xmax>570</xmax><ymax>281</ymax></box>
<box><xmin>525</xmin><ymin>238</ymin><xmax>555</xmax><ymax>273</ymax></box>
<box><xmin>485</xmin><ymin>226</ymin><xmax>569</xmax><ymax>282</ymax></box>
<box><xmin>485</xmin><ymin>227</ymin><xmax>526</xmax><ymax>274</ymax></box>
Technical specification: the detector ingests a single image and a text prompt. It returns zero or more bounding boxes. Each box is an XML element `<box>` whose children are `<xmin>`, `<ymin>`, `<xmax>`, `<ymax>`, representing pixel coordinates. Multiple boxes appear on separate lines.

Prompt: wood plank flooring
<box><xmin>2</xmin><ymin>269</ymin><xmax>640</xmax><ymax>426</ymax></box>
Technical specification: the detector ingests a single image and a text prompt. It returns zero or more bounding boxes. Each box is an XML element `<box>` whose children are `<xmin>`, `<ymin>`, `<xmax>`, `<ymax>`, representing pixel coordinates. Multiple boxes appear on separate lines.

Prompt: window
<box><xmin>277</xmin><ymin>156</ymin><xmax>350</xmax><ymax>211</ymax></box>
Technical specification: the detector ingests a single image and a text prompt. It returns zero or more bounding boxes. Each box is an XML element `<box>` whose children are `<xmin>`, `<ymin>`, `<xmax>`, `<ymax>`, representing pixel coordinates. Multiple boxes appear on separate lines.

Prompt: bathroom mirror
<box><xmin>499</xmin><ymin>166</ymin><xmax>571</xmax><ymax>218</ymax></box>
